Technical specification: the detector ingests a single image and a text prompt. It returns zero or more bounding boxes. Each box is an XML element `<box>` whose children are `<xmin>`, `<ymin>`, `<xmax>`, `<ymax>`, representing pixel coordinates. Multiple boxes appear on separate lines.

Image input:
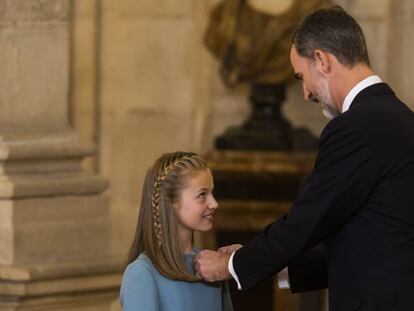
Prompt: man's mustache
<box><xmin>309</xmin><ymin>93</ymin><xmax>319</xmax><ymax>103</ymax></box>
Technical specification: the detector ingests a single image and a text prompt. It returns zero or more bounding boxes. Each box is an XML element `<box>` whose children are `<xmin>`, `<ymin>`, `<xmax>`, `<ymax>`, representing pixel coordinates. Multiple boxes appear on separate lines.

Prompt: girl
<box><xmin>120</xmin><ymin>152</ymin><xmax>233</xmax><ymax>311</ymax></box>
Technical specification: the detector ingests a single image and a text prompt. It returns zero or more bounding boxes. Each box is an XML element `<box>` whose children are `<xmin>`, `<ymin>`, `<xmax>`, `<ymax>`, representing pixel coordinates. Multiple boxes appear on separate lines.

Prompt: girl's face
<box><xmin>174</xmin><ymin>169</ymin><xmax>218</xmax><ymax>236</ymax></box>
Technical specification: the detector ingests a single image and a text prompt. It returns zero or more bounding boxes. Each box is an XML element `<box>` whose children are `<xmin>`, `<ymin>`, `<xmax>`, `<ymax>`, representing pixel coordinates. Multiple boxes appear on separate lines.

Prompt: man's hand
<box><xmin>194</xmin><ymin>250</ymin><xmax>231</xmax><ymax>282</ymax></box>
<box><xmin>217</xmin><ymin>243</ymin><xmax>242</xmax><ymax>254</ymax></box>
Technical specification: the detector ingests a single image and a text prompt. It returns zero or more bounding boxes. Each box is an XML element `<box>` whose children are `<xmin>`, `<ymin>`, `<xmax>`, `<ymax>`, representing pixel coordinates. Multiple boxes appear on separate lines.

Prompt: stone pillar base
<box><xmin>0</xmin><ymin>135</ymin><xmax>122</xmax><ymax>310</ymax></box>
<box><xmin>0</xmin><ymin>257</ymin><xmax>121</xmax><ymax>311</ymax></box>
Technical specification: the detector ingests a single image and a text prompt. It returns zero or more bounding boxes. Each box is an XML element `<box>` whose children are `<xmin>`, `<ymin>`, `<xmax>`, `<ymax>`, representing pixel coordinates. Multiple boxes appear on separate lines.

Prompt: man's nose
<box><xmin>303</xmin><ymin>84</ymin><xmax>311</xmax><ymax>101</ymax></box>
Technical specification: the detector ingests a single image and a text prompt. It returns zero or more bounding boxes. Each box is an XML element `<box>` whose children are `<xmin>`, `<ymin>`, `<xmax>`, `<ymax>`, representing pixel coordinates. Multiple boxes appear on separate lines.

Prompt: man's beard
<box><xmin>310</xmin><ymin>75</ymin><xmax>340</xmax><ymax>120</ymax></box>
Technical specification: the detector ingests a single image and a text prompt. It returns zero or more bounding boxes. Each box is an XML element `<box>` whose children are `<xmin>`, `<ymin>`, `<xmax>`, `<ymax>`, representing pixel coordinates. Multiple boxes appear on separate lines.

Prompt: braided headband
<box><xmin>151</xmin><ymin>156</ymin><xmax>194</xmax><ymax>246</ymax></box>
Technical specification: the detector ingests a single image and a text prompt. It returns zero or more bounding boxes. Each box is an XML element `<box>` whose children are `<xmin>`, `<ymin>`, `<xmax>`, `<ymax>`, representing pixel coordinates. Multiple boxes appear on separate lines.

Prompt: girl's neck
<box><xmin>179</xmin><ymin>229</ymin><xmax>194</xmax><ymax>254</ymax></box>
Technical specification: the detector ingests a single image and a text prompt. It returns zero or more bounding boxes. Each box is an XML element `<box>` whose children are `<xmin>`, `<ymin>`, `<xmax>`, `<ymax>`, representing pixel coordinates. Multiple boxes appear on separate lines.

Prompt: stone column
<box><xmin>0</xmin><ymin>1</ymin><xmax>120</xmax><ymax>310</ymax></box>
<box><xmin>387</xmin><ymin>0</ymin><xmax>414</xmax><ymax>111</ymax></box>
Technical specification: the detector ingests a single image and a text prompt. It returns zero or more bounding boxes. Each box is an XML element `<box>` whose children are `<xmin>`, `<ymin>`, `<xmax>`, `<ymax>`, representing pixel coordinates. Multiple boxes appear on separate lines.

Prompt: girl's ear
<box><xmin>172</xmin><ymin>202</ymin><xmax>180</xmax><ymax>211</ymax></box>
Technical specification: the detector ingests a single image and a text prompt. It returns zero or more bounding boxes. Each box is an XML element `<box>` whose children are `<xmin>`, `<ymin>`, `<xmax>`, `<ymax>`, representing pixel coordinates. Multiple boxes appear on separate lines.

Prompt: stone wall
<box><xmin>0</xmin><ymin>0</ymin><xmax>70</xmax><ymax>135</ymax></box>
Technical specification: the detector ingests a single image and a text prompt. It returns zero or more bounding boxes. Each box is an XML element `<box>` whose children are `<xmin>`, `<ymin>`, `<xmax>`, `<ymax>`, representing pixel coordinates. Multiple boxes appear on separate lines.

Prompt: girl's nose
<box><xmin>209</xmin><ymin>196</ymin><xmax>219</xmax><ymax>210</ymax></box>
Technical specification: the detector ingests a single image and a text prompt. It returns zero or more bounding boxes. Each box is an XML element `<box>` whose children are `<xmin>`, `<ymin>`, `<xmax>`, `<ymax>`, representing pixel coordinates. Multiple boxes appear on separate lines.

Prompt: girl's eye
<box><xmin>197</xmin><ymin>192</ymin><xmax>206</xmax><ymax>199</ymax></box>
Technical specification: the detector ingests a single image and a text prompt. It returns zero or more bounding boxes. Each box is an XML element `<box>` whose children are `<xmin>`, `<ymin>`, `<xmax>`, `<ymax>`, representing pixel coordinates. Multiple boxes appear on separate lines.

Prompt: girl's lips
<box><xmin>202</xmin><ymin>213</ymin><xmax>214</xmax><ymax>220</ymax></box>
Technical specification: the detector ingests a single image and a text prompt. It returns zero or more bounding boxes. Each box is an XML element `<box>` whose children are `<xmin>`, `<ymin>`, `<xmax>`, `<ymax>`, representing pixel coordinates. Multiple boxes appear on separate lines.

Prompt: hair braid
<box><xmin>151</xmin><ymin>155</ymin><xmax>194</xmax><ymax>246</ymax></box>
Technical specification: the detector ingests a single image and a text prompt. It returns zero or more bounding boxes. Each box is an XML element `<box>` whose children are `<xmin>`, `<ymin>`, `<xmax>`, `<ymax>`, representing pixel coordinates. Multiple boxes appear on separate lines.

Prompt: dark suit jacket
<box><xmin>233</xmin><ymin>83</ymin><xmax>414</xmax><ymax>311</ymax></box>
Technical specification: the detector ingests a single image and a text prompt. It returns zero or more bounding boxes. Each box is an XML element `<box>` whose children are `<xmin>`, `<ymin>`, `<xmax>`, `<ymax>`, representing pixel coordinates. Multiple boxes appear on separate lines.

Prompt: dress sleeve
<box><xmin>120</xmin><ymin>262</ymin><xmax>160</xmax><ymax>311</ymax></box>
<box><xmin>221</xmin><ymin>281</ymin><xmax>234</xmax><ymax>311</ymax></box>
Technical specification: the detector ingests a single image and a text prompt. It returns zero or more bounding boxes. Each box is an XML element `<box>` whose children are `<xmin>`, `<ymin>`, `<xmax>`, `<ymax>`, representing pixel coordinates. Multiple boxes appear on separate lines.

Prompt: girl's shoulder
<box><xmin>120</xmin><ymin>254</ymin><xmax>160</xmax><ymax>307</ymax></box>
<box><xmin>123</xmin><ymin>253</ymin><xmax>157</xmax><ymax>279</ymax></box>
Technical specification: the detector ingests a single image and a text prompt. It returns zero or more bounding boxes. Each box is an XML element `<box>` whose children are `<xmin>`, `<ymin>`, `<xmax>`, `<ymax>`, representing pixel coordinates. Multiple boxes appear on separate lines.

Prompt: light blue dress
<box><xmin>120</xmin><ymin>252</ymin><xmax>233</xmax><ymax>311</ymax></box>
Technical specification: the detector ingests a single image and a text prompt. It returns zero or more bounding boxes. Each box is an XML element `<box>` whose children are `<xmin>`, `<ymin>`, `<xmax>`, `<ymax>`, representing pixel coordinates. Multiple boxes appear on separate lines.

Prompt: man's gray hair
<box><xmin>292</xmin><ymin>5</ymin><xmax>370</xmax><ymax>68</ymax></box>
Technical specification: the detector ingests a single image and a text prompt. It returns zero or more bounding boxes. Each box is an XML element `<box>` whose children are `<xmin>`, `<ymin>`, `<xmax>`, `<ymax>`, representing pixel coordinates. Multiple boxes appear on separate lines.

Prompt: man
<box><xmin>195</xmin><ymin>5</ymin><xmax>414</xmax><ymax>311</ymax></box>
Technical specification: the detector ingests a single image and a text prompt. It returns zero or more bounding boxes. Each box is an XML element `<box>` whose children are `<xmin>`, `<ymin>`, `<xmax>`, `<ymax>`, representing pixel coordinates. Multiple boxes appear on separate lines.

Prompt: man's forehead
<box><xmin>289</xmin><ymin>47</ymin><xmax>301</xmax><ymax>69</ymax></box>
<box><xmin>290</xmin><ymin>47</ymin><xmax>309</xmax><ymax>68</ymax></box>
<box><xmin>290</xmin><ymin>45</ymin><xmax>302</xmax><ymax>62</ymax></box>
<box><xmin>290</xmin><ymin>44</ymin><xmax>298</xmax><ymax>55</ymax></box>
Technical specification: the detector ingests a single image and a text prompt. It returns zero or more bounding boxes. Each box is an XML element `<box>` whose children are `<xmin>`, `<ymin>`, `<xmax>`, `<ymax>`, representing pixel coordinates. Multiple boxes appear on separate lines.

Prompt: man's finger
<box><xmin>195</xmin><ymin>250</ymin><xmax>207</xmax><ymax>264</ymax></box>
<box><xmin>217</xmin><ymin>244</ymin><xmax>242</xmax><ymax>254</ymax></box>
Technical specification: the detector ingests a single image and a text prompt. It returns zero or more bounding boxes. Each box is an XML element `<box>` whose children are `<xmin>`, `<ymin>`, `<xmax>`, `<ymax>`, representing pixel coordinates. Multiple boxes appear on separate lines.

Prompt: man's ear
<box><xmin>313</xmin><ymin>49</ymin><xmax>331</xmax><ymax>74</ymax></box>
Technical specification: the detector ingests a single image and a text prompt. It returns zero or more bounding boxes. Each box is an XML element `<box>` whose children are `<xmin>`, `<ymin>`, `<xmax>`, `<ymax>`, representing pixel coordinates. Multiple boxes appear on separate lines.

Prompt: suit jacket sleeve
<box><xmin>287</xmin><ymin>243</ymin><xmax>328</xmax><ymax>293</ymax></box>
<box><xmin>233</xmin><ymin>116</ymin><xmax>379</xmax><ymax>290</ymax></box>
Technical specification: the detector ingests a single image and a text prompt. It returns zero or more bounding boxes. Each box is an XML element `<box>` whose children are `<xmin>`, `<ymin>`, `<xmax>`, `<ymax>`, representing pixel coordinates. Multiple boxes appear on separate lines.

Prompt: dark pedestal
<box><xmin>201</xmin><ymin>151</ymin><xmax>325</xmax><ymax>311</ymax></box>
<box><xmin>215</xmin><ymin>83</ymin><xmax>319</xmax><ymax>151</ymax></box>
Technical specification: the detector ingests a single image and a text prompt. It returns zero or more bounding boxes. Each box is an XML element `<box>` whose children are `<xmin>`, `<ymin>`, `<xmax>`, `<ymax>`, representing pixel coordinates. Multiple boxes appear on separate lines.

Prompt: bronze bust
<box><xmin>205</xmin><ymin>0</ymin><xmax>331</xmax><ymax>150</ymax></box>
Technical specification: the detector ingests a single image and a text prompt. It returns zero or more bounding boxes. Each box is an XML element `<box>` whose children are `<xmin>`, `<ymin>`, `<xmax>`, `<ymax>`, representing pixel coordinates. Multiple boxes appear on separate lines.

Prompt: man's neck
<box><xmin>333</xmin><ymin>64</ymin><xmax>375</xmax><ymax>111</ymax></box>
<box><xmin>342</xmin><ymin>75</ymin><xmax>382</xmax><ymax>113</ymax></box>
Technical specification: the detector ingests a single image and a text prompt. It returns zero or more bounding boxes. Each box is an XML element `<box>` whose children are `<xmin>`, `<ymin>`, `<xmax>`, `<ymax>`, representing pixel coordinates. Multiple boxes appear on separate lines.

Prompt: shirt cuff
<box><xmin>277</xmin><ymin>267</ymin><xmax>290</xmax><ymax>289</ymax></box>
<box><xmin>228</xmin><ymin>251</ymin><xmax>242</xmax><ymax>290</ymax></box>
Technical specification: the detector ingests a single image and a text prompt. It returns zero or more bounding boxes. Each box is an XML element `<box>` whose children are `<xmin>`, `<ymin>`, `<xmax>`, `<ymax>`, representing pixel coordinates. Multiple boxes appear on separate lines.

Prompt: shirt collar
<box><xmin>342</xmin><ymin>75</ymin><xmax>382</xmax><ymax>113</ymax></box>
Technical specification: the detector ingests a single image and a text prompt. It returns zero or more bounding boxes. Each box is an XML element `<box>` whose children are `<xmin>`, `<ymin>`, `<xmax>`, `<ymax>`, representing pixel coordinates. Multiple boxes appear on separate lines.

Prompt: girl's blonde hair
<box><xmin>125</xmin><ymin>151</ymin><xmax>208</xmax><ymax>281</ymax></box>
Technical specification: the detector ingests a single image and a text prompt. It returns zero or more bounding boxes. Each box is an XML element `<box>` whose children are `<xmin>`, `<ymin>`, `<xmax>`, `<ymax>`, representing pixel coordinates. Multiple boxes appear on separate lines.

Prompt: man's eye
<box><xmin>294</xmin><ymin>73</ymin><xmax>303</xmax><ymax>81</ymax></box>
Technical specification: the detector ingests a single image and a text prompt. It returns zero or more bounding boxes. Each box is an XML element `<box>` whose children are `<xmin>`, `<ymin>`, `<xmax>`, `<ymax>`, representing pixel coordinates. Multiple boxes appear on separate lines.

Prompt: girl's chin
<box><xmin>196</xmin><ymin>223</ymin><xmax>213</xmax><ymax>232</ymax></box>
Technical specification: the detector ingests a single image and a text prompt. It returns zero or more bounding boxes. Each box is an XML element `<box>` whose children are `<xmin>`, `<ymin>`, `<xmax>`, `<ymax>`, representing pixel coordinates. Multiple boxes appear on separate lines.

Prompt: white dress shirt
<box><xmin>228</xmin><ymin>75</ymin><xmax>383</xmax><ymax>290</ymax></box>
<box><xmin>342</xmin><ymin>75</ymin><xmax>382</xmax><ymax>113</ymax></box>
